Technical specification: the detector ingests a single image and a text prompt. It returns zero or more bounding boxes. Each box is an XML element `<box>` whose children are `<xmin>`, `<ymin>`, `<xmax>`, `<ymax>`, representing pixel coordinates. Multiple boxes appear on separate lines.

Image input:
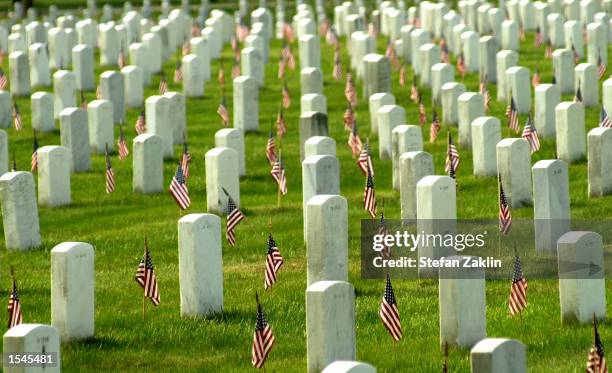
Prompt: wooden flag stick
<box><xmin>277</xmin><ymin>149</ymin><xmax>282</xmax><ymax>208</ymax></box>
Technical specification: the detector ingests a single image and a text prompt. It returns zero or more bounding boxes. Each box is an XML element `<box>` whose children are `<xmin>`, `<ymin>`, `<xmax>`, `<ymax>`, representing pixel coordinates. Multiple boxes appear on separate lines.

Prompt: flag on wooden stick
<box><xmin>364</xmin><ymin>170</ymin><xmax>377</xmax><ymax>218</ymax></box>
<box><xmin>509</xmin><ymin>254</ymin><xmax>527</xmax><ymax>316</ymax></box>
<box><xmin>430</xmin><ymin>107</ymin><xmax>441</xmax><ymax>143</ymax></box>
<box><xmin>135</xmin><ymin>238</ymin><xmax>160</xmax><ymax>306</ymax></box>
<box><xmin>180</xmin><ymin>140</ymin><xmax>191</xmax><ymax>178</ymax></box>
<box><xmin>270</xmin><ymin>153</ymin><xmax>288</xmax><ymax>195</ymax></box>
<box><xmin>586</xmin><ymin>315</ymin><xmax>608</xmax><ymax>373</ymax></box>
<box><xmin>358</xmin><ymin>141</ymin><xmax>374</xmax><ymax>176</ymax></box>
<box><xmin>169</xmin><ymin>162</ymin><xmax>190</xmax><ymax>210</ymax></box>
<box><xmin>600</xmin><ymin>107</ymin><xmax>612</xmax><ymax>128</ymax></box>
<box><xmin>105</xmin><ymin>144</ymin><xmax>116</xmax><ymax>194</ymax></box>
<box><xmin>0</xmin><ymin>68</ymin><xmax>8</xmax><ymax>90</ymax></box>
<box><xmin>380</xmin><ymin>274</ymin><xmax>402</xmax><ymax>341</ymax></box>
<box><xmin>12</xmin><ymin>101</ymin><xmax>22</xmax><ymax>131</ymax></box>
<box><xmin>224</xmin><ymin>189</ymin><xmax>245</xmax><ymax>247</ymax></box>
<box><xmin>217</xmin><ymin>93</ymin><xmax>230</xmax><ymax>126</ymax></box>
<box><xmin>445</xmin><ymin>132</ymin><xmax>460</xmax><ymax>178</ymax></box>
<box><xmin>7</xmin><ymin>267</ymin><xmax>23</xmax><ymax>329</ymax></box>
<box><xmin>118</xmin><ymin>125</ymin><xmax>129</xmax><ymax>160</ymax></box>
<box><xmin>135</xmin><ymin>109</ymin><xmax>146</xmax><ymax>135</ymax></box>
<box><xmin>499</xmin><ymin>176</ymin><xmax>512</xmax><ymax>235</ymax></box>
<box><xmin>521</xmin><ymin>113</ymin><xmax>540</xmax><ymax>153</ymax></box>
<box><xmin>31</xmin><ymin>131</ymin><xmax>38</xmax><ymax>172</ymax></box>
<box><xmin>276</xmin><ymin>108</ymin><xmax>287</xmax><ymax>139</ymax></box>
<box><xmin>251</xmin><ymin>293</ymin><xmax>275</xmax><ymax>369</ymax></box>
<box><xmin>264</xmin><ymin>234</ymin><xmax>284</xmax><ymax>290</ymax></box>
<box><xmin>348</xmin><ymin>120</ymin><xmax>363</xmax><ymax>157</ymax></box>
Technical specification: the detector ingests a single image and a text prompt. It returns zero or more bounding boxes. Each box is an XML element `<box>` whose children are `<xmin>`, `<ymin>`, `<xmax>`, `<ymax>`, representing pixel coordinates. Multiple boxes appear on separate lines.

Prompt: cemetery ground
<box><xmin>1</xmin><ymin>14</ymin><xmax>611</xmax><ymax>373</ymax></box>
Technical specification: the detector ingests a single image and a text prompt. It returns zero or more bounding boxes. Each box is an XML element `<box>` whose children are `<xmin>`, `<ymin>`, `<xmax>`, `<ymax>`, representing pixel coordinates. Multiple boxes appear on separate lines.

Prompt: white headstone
<box><xmin>441</xmin><ymin>82</ymin><xmax>465</xmax><ymax>125</ymax></box>
<box><xmin>87</xmin><ymin>100</ymin><xmax>115</xmax><ymax>154</ymax></box>
<box><xmin>472</xmin><ymin>117</ymin><xmax>501</xmax><ymax>176</ymax></box>
<box><xmin>122</xmin><ymin>65</ymin><xmax>144</xmax><ymax>108</ymax></box>
<box><xmin>215</xmin><ymin>128</ymin><xmax>245</xmax><ymax>177</ymax></box>
<box><xmin>0</xmin><ymin>172</ymin><xmax>41</xmax><ymax>250</ymax></box>
<box><xmin>72</xmin><ymin>44</ymin><xmax>95</xmax><ymax>91</ymax></box>
<box><xmin>369</xmin><ymin>93</ymin><xmax>395</xmax><ymax>135</ymax></box>
<box><xmin>378</xmin><ymin>104</ymin><xmax>405</xmax><ymax>160</ymax></box>
<box><xmin>534</xmin><ymin>84</ymin><xmax>560</xmax><ymax>138</ymax></box>
<box><xmin>555</xmin><ymin>101</ymin><xmax>585</xmax><ymax>163</ymax></box>
<box><xmin>392</xmin><ymin>125</ymin><xmax>423</xmax><ymax>190</ymax></box>
<box><xmin>233</xmin><ymin>76</ymin><xmax>258</xmax><ymax>132</ymax></box>
<box><xmin>182</xmin><ymin>54</ymin><xmax>205</xmax><ymax>97</ymax></box>
<box><xmin>37</xmin><ymin>146</ymin><xmax>71</xmax><ymax>207</ymax></box>
<box><xmin>9</xmin><ymin>51</ymin><xmax>30</xmax><ymax>96</ymax></box>
<box><xmin>458</xmin><ymin>92</ymin><xmax>485</xmax><ymax>148</ymax></box>
<box><xmin>99</xmin><ymin>70</ymin><xmax>125</xmax><ymax>124</ymax></box>
<box><xmin>178</xmin><ymin>214</ymin><xmax>223</xmax><ymax>317</ymax></box>
<box><xmin>145</xmin><ymin>95</ymin><xmax>173</xmax><ymax>158</ymax></box>
<box><xmin>132</xmin><ymin>134</ymin><xmax>163</xmax><ymax>194</ymax></box>
<box><xmin>400</xmin><ymin>151</ymin><xmax>434</xmax><ymax>220</ymax></box>
<box><xmin>51</xmin><ymin>242</ymin><xmax>95</xmax><ymax>341</ymax></box>
<box><xmin>205</xmin><ymin>147</ymin><xmax>240</xmax><ymax>214</ymax></box>
<box><xmin>496</xmin><ymin>138</ymin><xmax>533</xmax><ymax>208</ymax></box>
<box><xmin>588</xmin><ymin>127</ymin><xmax>612</xmax><ymax>197</ymax></box>
<box><xmin>31</xmin><ymin>92</ymin><xmax>55</xmax><ymax>132</ymax></box>
<box><xmin>3</xmin><ymin>324</ymin><xmax>60</xmax><ymax>373</ymax></box>
<box><xmin>470</xmin><ymin>338</ymin><xmax>526</xmax><ymax>373</ymax></box>
<box><xmin>53</xmin><ymin>70</ymin><xmax>76</xmax><ymax>119</ymax></box>
<box><xmin>305</xmin><ymin>136</ymin><xmax>336</xmax><ymax>157</ymax></box>
<box><xmin>59</xmin><ymin>107</ymin><xmax>91</xmax><ymax>172</ymax></box>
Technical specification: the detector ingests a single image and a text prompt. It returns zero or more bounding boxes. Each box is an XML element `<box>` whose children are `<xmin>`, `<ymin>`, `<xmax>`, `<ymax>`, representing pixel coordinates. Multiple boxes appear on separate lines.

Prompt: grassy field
<box><xmin>1</xmin><ymin>4</ymin><xmax>612</xmax><ymax>372</ymax></box>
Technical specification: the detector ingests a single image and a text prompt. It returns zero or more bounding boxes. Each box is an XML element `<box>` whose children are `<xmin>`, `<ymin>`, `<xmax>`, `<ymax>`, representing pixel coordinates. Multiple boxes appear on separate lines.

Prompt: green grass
<box><xmin>1</xmin><ymin>9</ymin><xmax>612</xmax><ymax>373</ymax></box>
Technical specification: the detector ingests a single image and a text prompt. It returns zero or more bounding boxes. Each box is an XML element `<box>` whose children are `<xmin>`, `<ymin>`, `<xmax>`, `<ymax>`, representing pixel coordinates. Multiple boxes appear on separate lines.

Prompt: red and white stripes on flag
<box><xmin>479</xmin><ymin>80</ymin><xmax>492</xmax><ymax>111</ymax></box>
<box><xmin>587</xmin><ymin>317</ymin><xmax>608</xmax><ymax>373</ymax></box>
<box><xmin>545</xmin><ymin>41</ymin><xmax>553</xmax><ymax>58</ymax></box>
<box><xmin>534</xmin><ymin>26</ymin><xmax>543</xmax><ymax>47</ymax></box>
<box><xmin>358</xmin><ymin>142</ymin><xmax>374</xmax><ymax>176</ymax></box>
<box><xmin>399</xmin><ymin>66</ymin><xmax>406</xmax><ymax>87</ymax></box>
<box><xmin>456</xmin><ymin>53</ymin><xmax>467</xmax><ymax>77</ymax></box>
<box><xmin>344</xmin><ymin>102</ymin><xmax>355</xmax><ymax>131</ymax></box>
<box><xmin>180</xmin><ymin>142</ymin><xmax>191</xmax><ymax>178</ymax></box>
<box><xmin>282</xmin><ymin>83</ymin><xmax>291</xmax><ymax>109</ymax></box>
<box><xmin>173</xmin><ymin>60</ymin><xmax>183</xmax><ymax>83</ymax></box>
<box><xmin>348</xmin><ymin>121</ymin><xmax>363</xmax><ymax>157</ymax></box>
<box><xmin>232</xmin><ymin>58</ymin><xmax>241</xmax><ymax>80</ymax></box>
<box><xmin>378</xmin><ymin>212</ymin><xmax>391</xmax><ymax>259</ymax></box>
<box><xmin>281</xmin><ymin>42</ymin><xmax>295</xmax><ymax>69</ymax></box>
<box><xmin>600</xmin><ymin>107</ymin><xmax>612</xmax><ymax>128</ymax></box>
<box><xmin>31</xmin><ymin>133</ymin><xmax>38</xmax><ymax>172</ymax></box>
<box><xmin>135</xmin><ymin>246</ymin><xmax>160</xmax><ymax>306</ymax></box>
<box><xmin>364</xmin><ymin>171</ymin><xmax>377</xmax><ymax>218</ymax></box>
<box><xmin>105</xmin><ymin>148</ymin><xmax>116</xmax><ymax>194</ymax></box>
<box><xmin>509</xmin><ymin>255</ymin><xmax>527</xmax><ymax>316</ymax></box>
<box><xmin>499</xmin><ymin>176</ymin><xmax>512</xmax><ymax>235</ymax></box>
<box><xmin>270</xmin><ymin>157</ymin><xmax>288</xmax><ymax>195</ymax></box>
<box><xmin>380</xmin><ymin>274</ymin><xmax>402</xmax><ymax>341</ymax></box>
<box><xmin>344</xmin><ymin>73</ymin><xmax>357</xmax><ymax>108</ymax></box>
<box><xmin>12</xmin><ymin>102</ymin><xmax>22</xmax><ymax>131</ymax></box>
<box><xmin>507</xmin><ymin>98</ymin><xmax>520</xmax><ymax>133</ymax></box>
<box><xmin>7</xmin><ymin>278</ymin><xmax>23</xmax><ymax>328</ymax></box>
<box><xmin>0</xmin><ymin>68</ymin><xmax>8</xmax><ymax>90</ymax></box>
<box><xmin>278</xmin><ymin>56</ymin><xmax>287</xmax><ymax>79</ymax></box>
<box><xmin>218</xmin><ymin>66</ymin><xmax>225</xmax><ymax>87</ymax></box>
<box><xmin>430</xmin><ymin>108</ymin><xmax>441</xmax><ymax>143</ymax></box>
<box><xmin>117</xmin><ymin>50</ymin><xmax>127</xmax><ymax>69</ymax></box>
<box><xmin>410</xmin><ymin>82</ymin><xmax>420</xmax><ymax>103</ymax></box>
<box><xmin>118</xmin><ymin>127</ymin><xmax>129</xmax><ymax>160</ymax></box>
<box><xmin>169</xmin><ymin>163</ymin><xmax>191</xmax><ymax>210</ymax></box>
<box><xmin>445</xmin><ymin>133</ymin><xmax>460</xmax><ymax>177</ymax></box>
<box><xmin>135</xmin><ymin>110</ymin><xmax>146</xmax><ymax>135</ymax></box>
<box><xmin>251</xmin><ymin>298</ymin><xmax>275</xmax><ymax>368</ymax></box>
<box><xmin>332</xmin><ymin>49</ymin><xmax>343</xmax><ymax>81</ymax></box>
<box><xmin>158</xmin><ymin>75</ymin><xmax>168</xmax><ymax>95</ymax></box>
<box><xmin>264</xmin><ymin>234</ymin><xmax>284</xmax><ymax>290</ymax></box>
<box><xmin>521</xmin><ymin>115</ymin><xmax>540</xmax><ymax>153</ymax></box>
<box><xmin>532</xmin><ymin>67</ymin><xmax>541</xmax><ymax>87</ymax></box>
<box><xmin>598</xmin><ymin>54</ymin><xmax>607</xmax><ymax>81</ymax></box>
<box><xmin>266</xmin><ymin>130</ymin><xmax>277</xmax><ymax>165</ymax></box>
<box><xmin>276</xmin><ymin>109</ymin><xmax>287</xmax><ymax>139</ymax></box>
<box><xmin>418</xmin><ymin>100</ymin><xmax>427</xmax><ymax>126</ymax></box>
<box><xmin>226</xmin><ymin>195</ymin><xmax>245</xmax><ymax>247</ymax></box>
<box><xmin>217</xmin><ymin>96</ymin><xmax>230</xmax><ymax>126</ymax></box>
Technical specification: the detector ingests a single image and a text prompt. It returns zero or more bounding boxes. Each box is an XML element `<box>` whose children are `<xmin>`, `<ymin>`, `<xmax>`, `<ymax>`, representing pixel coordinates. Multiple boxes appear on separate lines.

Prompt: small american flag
<box><xmin>385</xmin><ymin>42</ymin><xmax>399</xmax><ymax>70</ymax></box>
<box><xmin>218</xmin><ymin>65</ymin><xmax>225</xmax><ymax>87</ymax></box>
<box><xmin>191</xmin><ymin>23</ymin><xmax>201</xmax><ymax>37</ymax></box>
<box><xmin>96</xmin><ymin>86</ymin><xmax>102</xmax><ymax>100</ymax></box>
<box><xmin>534</xmin><ymin>26</ymin><xmax>543</xmax><ymax>47</ymax></box>
<box><xmin>135</xmin><ymin>242</ymin><xmax>160</xmax><ymax>306</ymax></box>
<box><xmin>343</xmin><ymin>102</ymin><xmax>355</xmax><ymax>131</ymax></box>
<box><xmin>232</xmin><ymin>58</ymin><xmax>241</xmax><ymax>79</ymax></box>
<box><xmin>283</xmin><ymin>23</ymin><xmax>295</xmax><ymax>43</ymax></box>
<box><xmin>182</xmin><ymin>41</ymin><xmax>190</xmax><ymax>57</ymax></box>
<box><xmin>217</xmin><ymin>95</ymin><xmax>230</xmax><ymax>126</ymax></box>
<box><xmin>180</xmin><ymin>141</ymin><xmax>191</xmax><ymax>178</ymax></box>
<box><xmin>600</xmin><ymin>107</ymin><xmax>612</xmax><ymax>128</ymax></box>
<box><xmin>507</xmin><ymin>98</ymin><xmax>519</xmax><ymax>133</ymax></box>
<box><xmin>0</xmin><ymin>68</ymin><xmax>8</xmax><ymax>90</ymax></box>
<box><xmin>598</xmin><ymin>53</ymin><xmax>607</xmax><ymax>81</ymax></box>
<box><xmin>440</xmin><ymin>39</ymin><xmax>450</xmax><ymax>63</ymax></box>
<box><xmin>499</xmin><ymin>176</ymin><xmax>512</xmax><ymax>235</ymax></box>
<box><xmin>173</xmin><ymin>60</ymin><xmax>183</xmax><ymax>83</ymax></box>
<box><xmin>332</xmin><ymin>49</ymin><xmax>343</xmax><ymax>81</ymax></box>
<box><xmin>237</xmin><ymin>22</ymin><xmax>250</xmax><ymax>42</ymax></box>
<box><xmin>410</xmin><ymin>80</ymin><xmax>420</xmax><ymax>103</ymax></box>
<box><xmin>118</xmin><ymin>126</ymin><xmax>129</xmax><ymax>160</ymax></box>
<box><xmin>378</xmin><ymin>212</ymin><xmax>390</xmax><ymax>258</ymax></box>
<box><xmin>380</xmin><ymin>274</ymin><xmax>402</xmax><ymax>341</ymax></box>
<box><xmin>587</xmin><ymin>316</ymin><xmax>608</xmax><ymax>373</ymax></box>
<box><xmin>430</xmin><ymin>108</ymin><xmax>441</xmax><ymax>143</ymax></box>
<box><xmin>31</xmin><ymin>132</ymin><xmax>39</xmax><ymax>172</ymax></box>
<box><xmin>12</xmin><ymin>102</ymin><xmax>22</xmax><ymax>131</ymax></box>
<box><xmin>251</xmin><ymin>294</ymin><xmax>275</xmax><ymax>368</ymax></box>
<box><xmin>456</xmin><ymin>53</ymin><xmax>467</xmax><ymax>77</ymax></box>
<box><xmin>264</xmin><ymin>234</ymin><xmax>284</xmax><ymax>290</ymax></box>
<box><xmin>276</xmin><ymin>109</ymin><xmax>287</xmax><ymax>139</ymax></box>
<box><xmin>445</xmin><ymin>133</ymin><xmax>460</xmax><ymax>177</ymax></box>
<box><xmin>575</xmin><ymin>85</ymin><xmax>583</xmax><ymax>103</ymax></box>
<box><xmin>348</xmin><ymin>121</ymin><xmax>363</xmax><ymax>157</ymax></box>
<box><xmin>344</xmin><ymin>73</ymin><xmax>357</xmax><ymax>108</ymax></box>
<box><xmin>358</xmin><ymin>141</ymin><xmax>374</xmax><ymax>176</ymax></box>
<box><xmin>169</xmin><ymin>163</ymin><xmax>191</xmax><ymax>210</ymax></box>
<box><xmin>571</xmin><ymin>44</ymin><xmax>580</xmax><ymax>64</ymax></box>
<box><xmin>135</xmin><ymin>109</ymin><xmax>146</xmax><ymax>135</ymax></box>
<box><xmin>418</xmin><ymin>99</ymin><xmax>427</xmax><ymax>126</ymax></box>
<box><xmin>270</xmin><ymin>157</ymin><xmax>287</xmax><ymax>195</ymax></box>
<box><xmin>479</xmin><ymin>80</ymin><xmax>491</xmax><ymax>111</ymax></box>
<box><xmin>545</xmin><ymin>41</ymin><xmax>553</xmax><ymax>58</ymax></box>
<box><xmin>399</xmin><ymin>66</ymin><xmax>406</xmax><ymax>87</ymax></box>
<box><xmin>7</xmin><ymin>274</ymin><xmax>23</xmax><ymax>329</ymax></box>
<box><xmin>532</xmin><ymin>67</ymin><xmax>541</xmax><ymax>87</ymax></box>
<box><xmin>278</xmin><ymin>55</ymin><xmax>287</xmax><ymax>79</ymax></box>
<box><xmin>281</xmin><ymin>42</ymin><xmax>295</xmax><ymax>69</ymax></box>
<box><xmin>282</xmin><ymin>83</ymin><xmax>291</xmax><ymax>109</ymax></box>
<box><xmin>226</xmin><ymin>193</ymin><xmax>245</xmax><ymax>247</ymax></box>
<box><xmin>521</xmin><ymin>114</ymin><xmax>540</xmax><ymax>153</ymax></box>
<box><xmin>368</xmin><ymin>23</ymin><xmax>378</xmax><ymax>37</ymax></box>
<box><xmin>105</xmin><ymin>146</ymin><xmax>116</xmax><ymax>194</ymax></box>
<box><xmin>319</xmin><ymin>19</ymin><xmax>331</xmax><ymax>38</ymax></box>
<box><xmin>509</xmin><ymin>255</ymin><xmax>527</xmax><ymax>316</ymax></box>
<box><xmin>266</xmin><ymin>129</ymin><xmax>277</xmax><ymax>165</ymax></box>
<box><xmin>158</xmin><ymin>74</ymin><xmax>168</xmax><ymax>94</ymax></box>
<box><xmin>117</xmin><ymin>49</ymin><xmax>127</xmax><ymax>69</ymax></box>
<box><xmin>519</xmin><ymin>25</ymin><xmax>526</xmax><ymax>41</ymax></box>
<box><xmin>364</xmin><ymin>171</ymin><xmax>377</xmax><ymax>218</ymax></box>
<box><xmin>325</xmin><ymin>27</ymin><xmax>339</xmax><ymax>47</ymax></box>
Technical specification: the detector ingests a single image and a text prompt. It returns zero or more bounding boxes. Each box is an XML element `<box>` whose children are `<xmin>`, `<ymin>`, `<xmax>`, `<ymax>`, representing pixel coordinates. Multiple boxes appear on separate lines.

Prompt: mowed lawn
<box><xmin>1</xmin><ymin>7</ymin><xmax>612</xmax><ymax>372</ymax></box>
